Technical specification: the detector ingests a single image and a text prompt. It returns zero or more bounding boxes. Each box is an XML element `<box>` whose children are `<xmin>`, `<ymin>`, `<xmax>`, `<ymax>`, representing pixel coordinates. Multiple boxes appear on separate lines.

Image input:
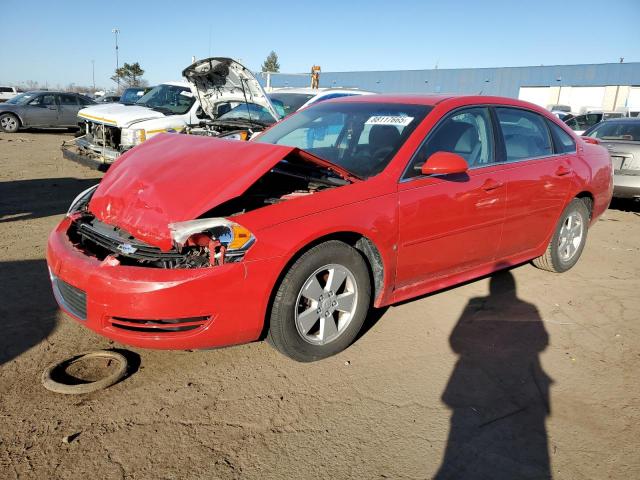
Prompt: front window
<box><xmin>120</xmin><ymin>88</ymin><xmax>147</xmax><ymax>105</ymax></box>
<box><xmin>406</xmin><ymin>107</ymin><xmax>495</xmax><ymax>178</ymax></box>
<box><xmin>585</xmin><ymin>121</ymin><xmax>640</xmax><ymax>142</ymax></box>
<box><xmin>255</xmin><ymin>102</ymin><xmax>430</xmax><ymax>179</ymax></box>
<box><xmin>6</xmin><ymin>92</ymin><xmax>36</xmax><ymax>105</ymax></box>
<box><xmin>268</xmin><ymin>93</ymin><xmax>315</xmax><ymax>115</ymax></box>
<box><xmin>135</xmin><ymin>84</ymin><xmax>195</xmax><ymax>115</ymax></box>
<box><xmin>28</xmin><ymin>94</ymin><xmax>56</xmax><ymax>106</ymax></box>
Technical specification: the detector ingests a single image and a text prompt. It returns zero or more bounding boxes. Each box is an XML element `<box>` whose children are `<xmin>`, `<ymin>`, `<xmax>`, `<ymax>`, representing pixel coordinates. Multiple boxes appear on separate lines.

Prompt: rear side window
<box><xmin>496</xmin><ymin>108</ymin><xmax>553</xmax><ymax>161</ymax></box>
<box><xmin>59</xmin><ymin>94</ymin><xmax>78</xmax><ymax>105</ymax></box>
<box><xmin>0</xmin><ymin>87</ymin><xmax>13</xmax><ymax>93</ymax></box>
<box><xmin>547</xmin><ymin>121</ymin><xmax>576</xmax><ymax>153</ymax></box>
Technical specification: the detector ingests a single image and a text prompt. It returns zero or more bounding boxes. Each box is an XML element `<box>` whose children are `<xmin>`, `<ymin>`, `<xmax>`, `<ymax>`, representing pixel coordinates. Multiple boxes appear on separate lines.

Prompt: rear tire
<box><xmin>0</xmin><ymin>113</ymin><xmax>20</xmax><ymax>133</ymax></box>
<box><xmin>532</xmin><ymin>198</ymin><xmax>590</xmax><ymax>273</ymax></box>
<box><xmin>267</xmin><ymin>240</ymin><xmax>371</xmax><ymax>362</ymax></box>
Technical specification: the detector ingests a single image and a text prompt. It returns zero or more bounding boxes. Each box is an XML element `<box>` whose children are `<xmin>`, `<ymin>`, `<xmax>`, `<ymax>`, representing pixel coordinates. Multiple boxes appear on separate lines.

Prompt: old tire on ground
<box><xmin>268</xmin><ymin>240</ymin><xmax>371</xmax><ymax>362</ymax></box>
<box><xmin>533</xmin><ymin>198</ymin><xmax>590</xmax><ymax>273</ymax></box>
<box><xmin>0</xmin><ymin>113</ymin><xmax>20</xmax><ymax>133</ymax></box>
<box><xmin>41</xmin><ymin>350</ymin><xmax>128</xmax><ymax>394</ymax></box>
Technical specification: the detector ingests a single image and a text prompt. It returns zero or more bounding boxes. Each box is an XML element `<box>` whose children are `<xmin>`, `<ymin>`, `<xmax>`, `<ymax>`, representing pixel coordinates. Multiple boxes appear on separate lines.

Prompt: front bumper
<box><xmin>613</xmin><ymin>172</ymin><xmax>640</xmax><ymax>199</ymax></box>
<box><xmin>46</xmin><ymin>218</ymin><xmax>279</xmax><ymax>350</ymax></box>
<box><xmin>62</xmin><ymin>137</ymin><xmax>122</xmax><ymax>171</ymax></box>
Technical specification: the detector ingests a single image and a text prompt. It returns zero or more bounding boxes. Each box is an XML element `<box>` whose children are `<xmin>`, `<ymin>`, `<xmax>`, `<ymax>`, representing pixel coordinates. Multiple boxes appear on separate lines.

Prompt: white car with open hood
<box><xmin>63</xmin><ymin>58</ymin><xmax>279</xmax><ymax>169</ymax></box>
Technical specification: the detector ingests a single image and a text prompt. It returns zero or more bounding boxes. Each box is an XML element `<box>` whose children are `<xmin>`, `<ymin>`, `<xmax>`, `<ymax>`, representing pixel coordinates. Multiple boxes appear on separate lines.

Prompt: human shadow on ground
<box><xmin>0</xmin><ymin>259</ymin><xmax>58</xmax><ymax>366</ymax></box>
<box><xmin>434</xmin><ymin>269</ymin><xmax>553</xmax><ymax>480</ymax></box>
<box><xmin>0</xmin><ymin>177</ymin><xmax>98</xmax><ymax>223</ymax></box>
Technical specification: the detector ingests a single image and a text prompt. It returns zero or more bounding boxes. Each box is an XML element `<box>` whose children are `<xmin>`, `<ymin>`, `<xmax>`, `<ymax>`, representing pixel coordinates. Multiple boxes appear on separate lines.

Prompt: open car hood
<box><xmin>182</xmin><ymin>57</ymin><xmax>279</xmax><ymax>123</ymax></box>
<box><xmin>88</xmin><ymin>134</ymin><xmax>354</xmax><ymax>250</ymax></box>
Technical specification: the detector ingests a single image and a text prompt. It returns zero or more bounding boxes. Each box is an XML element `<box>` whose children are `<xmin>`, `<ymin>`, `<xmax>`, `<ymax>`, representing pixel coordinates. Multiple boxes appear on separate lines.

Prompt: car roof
<box><xmin>330</xmin><ymin>93</ymin><xmax>545</xmax><ymax>108</ymax></box>
<box><xmin>271</xmin><ymin>87</ymin><xmax>373</xmax><ymax>95</ymax></box>
<box><xmin>162</xmin><ymin>80</ymin><xmax>190</xmax><ymax>87</ymax></box>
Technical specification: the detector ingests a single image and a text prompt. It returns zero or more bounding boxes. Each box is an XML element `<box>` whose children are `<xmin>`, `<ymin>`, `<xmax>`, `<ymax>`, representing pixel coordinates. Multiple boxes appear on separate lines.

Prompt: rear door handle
<box><xmin>555</xmin><ymin>165</ymin><xmax>572</xmax><ymax>176</ymax></box>
<box><xmin>481</xmin><ymin>179</ymin><xmax>504</xmax><ymax>192</ymax></box>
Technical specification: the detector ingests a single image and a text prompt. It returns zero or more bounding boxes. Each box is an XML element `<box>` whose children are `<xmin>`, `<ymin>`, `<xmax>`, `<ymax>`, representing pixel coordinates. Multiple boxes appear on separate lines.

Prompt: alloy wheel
<box><xmin>558</xmin><ymin>211</ymin><xmax>584</xmax><ymax>262</ymax></box>
<box><xmin>294</xmin><ymin>263</ymin><xmax>358</xmax><ymax>345</ymax></box>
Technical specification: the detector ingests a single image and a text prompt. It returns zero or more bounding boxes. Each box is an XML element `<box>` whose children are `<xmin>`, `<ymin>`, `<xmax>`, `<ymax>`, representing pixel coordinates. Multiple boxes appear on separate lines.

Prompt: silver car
<box><xmin>583</xmin><ymin>118</ymin><xmax>640</xmax><ymax>198</ymax></box>
<box><xmin>0</xmin><ymin>91</ymin><xmax>95</xmax><ymax>133</ymax></box>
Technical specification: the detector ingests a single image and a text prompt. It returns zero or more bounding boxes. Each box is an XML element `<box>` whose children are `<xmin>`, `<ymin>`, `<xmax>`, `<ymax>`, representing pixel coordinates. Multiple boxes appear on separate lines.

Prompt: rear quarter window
<box><xmin>547</xmin><ymin>120</ymin><xmax>576</xmax><ymax>153</ymax></box>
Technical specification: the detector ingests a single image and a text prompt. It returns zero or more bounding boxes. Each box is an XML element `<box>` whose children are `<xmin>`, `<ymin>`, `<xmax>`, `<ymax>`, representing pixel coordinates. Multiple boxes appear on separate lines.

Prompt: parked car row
<box><xmin>61</xmin><ymin>57</ymin><xmax>374</xmax><ymax>168</ymax></box>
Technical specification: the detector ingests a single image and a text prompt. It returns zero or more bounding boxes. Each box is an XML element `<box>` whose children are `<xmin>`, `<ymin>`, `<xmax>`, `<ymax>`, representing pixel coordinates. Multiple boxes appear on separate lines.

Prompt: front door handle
<box><xmin>481</xmin><ymin>179</ymin><xmax>504</xmax><ymax>192</ymax></box>
<box><xmin>555</xmin><ymin>165</ymin><xmax>572</xmax><ymax>176</ymax></box>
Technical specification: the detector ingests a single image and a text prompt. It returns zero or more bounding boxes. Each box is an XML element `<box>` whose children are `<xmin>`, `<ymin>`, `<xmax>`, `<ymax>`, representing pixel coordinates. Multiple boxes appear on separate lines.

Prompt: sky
<box><xmin>2</xmin><ymin>0</ymin><xmax>639</xmax><ymax>90</ymax></box>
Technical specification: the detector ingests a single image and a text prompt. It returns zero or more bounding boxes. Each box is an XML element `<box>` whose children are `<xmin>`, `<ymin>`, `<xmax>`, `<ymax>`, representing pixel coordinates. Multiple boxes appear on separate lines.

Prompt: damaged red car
<box><xmin>47</xmin><ymin>95</ymin><xmax>612</xmax><ymax>361</ymax></box>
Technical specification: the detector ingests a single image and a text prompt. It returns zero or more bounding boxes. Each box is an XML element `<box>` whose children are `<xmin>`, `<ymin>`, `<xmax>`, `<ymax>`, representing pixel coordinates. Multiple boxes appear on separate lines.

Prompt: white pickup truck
<box><xmin>63</xmin><ymin>58</ymin><xmax>280</xmax><ymax>169</ymax></box>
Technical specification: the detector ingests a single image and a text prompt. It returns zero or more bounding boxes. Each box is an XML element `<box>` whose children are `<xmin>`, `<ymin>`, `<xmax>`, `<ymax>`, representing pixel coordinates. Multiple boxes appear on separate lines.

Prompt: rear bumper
<box><xmin>46</xmin><ymin>218</ymin><xmax>280</xmax><ymax>350</ymax></box>
<box><xmin>613</xmin><ymin>173</ymin><xmax>640</xmax><ymax>198</ymax></box>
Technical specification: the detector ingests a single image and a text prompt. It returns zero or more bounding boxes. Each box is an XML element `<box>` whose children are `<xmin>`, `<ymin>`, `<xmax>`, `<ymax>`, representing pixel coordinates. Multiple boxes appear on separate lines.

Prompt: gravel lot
<box><xmin>1</xmin><ymin>131</ymin><xmax>639</xmax><ymax>479</ymax></box>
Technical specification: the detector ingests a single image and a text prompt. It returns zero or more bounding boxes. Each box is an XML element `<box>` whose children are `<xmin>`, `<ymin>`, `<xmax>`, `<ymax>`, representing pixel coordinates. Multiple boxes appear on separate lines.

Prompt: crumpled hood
<box><xmin>182</xmin><ymin>57</ymin><xmax>279</xmax><ymax>122</ymax></box>
<box><xmin>88</xmin><ymin>134</ymin><xmax>299</xmax><ymax>250</ymax></box>
<box><xmin>78</xmin><ymin>103</ymin><xmax>165</xmax><ymax>127</ymax></box>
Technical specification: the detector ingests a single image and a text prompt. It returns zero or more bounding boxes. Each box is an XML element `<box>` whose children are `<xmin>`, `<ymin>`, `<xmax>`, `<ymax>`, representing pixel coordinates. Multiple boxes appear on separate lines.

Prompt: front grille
<box><xmin>69</xmin><ymin>218</ymin><xmax>188</xmax><ymax>268</ymax></box>
<box><xmin>77</xmin><ymin>222</ymin><xmax>186</xmax><ymax>262</ymax></box>
<box><xmin>52</xmin><ymin>275</ymin><xmax>87</xmax><ymax>320</ymax></box>
<box><xmin>85</xmin><ymin>121</ymin><xmax>121</xmax><ymax>149</ymax></box>
<box><xmin>108</xmin><ymin>316</ymin><xmax>210</xmax><ymax>334</ymax></box>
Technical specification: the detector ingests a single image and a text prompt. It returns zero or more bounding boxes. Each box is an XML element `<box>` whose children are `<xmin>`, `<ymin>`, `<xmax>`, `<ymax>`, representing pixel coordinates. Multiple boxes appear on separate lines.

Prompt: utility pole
<box><xmin>91</xmin><ymin>60</ymin><xmax>95</xmax><ymax>91</ymax></box>
<box><xmin>112</xmin><ymin>28</ymin><xmax>120</xmax><ymax>91</ymax></box>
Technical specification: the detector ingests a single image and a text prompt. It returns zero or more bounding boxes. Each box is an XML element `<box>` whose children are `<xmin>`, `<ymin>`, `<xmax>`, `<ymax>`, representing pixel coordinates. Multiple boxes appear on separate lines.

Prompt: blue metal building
<box><xmin>264</xmin><ymin>62</ymin><xmax>640</xmax><ymax>97</ymax></box>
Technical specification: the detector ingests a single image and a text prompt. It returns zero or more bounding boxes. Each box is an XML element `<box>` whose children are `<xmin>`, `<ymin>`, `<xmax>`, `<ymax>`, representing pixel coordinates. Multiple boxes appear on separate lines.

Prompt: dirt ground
<box><xmin>1</xmin><ymin>131</ymin><xmax>639</xmax><ymax>480</ymax></box>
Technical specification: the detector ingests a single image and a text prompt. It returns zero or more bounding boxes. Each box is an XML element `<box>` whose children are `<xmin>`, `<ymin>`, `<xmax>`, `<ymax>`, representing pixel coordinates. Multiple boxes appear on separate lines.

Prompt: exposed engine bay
<box><xmin>67</xmin><ymin>156</ymin><xmax>347</xmax><ymax>269</ymax></box>
<box><xmin>83</xmin><ymin>121</ymin><xmax>121</xmax><ymax>150</ymax></box>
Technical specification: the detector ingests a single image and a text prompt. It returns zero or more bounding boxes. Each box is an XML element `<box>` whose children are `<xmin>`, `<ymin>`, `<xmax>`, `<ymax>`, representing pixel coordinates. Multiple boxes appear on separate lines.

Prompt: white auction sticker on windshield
<box><xmin>365</xmin><ymin>115</ymin><xmax>414</xmax><ymax>126</ymax></box>
<box><xmin>180</xmin><ymin>90</ymin><xmax>194</xmax><ymax>97</ymax></box>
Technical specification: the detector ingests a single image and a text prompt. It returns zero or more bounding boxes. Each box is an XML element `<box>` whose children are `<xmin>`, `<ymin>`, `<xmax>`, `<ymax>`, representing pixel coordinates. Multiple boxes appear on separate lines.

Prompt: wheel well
<box><xmin>575</xmin><ymin>191</ymin><xmax>594</xmax><ymax>218</ymax></box>
<box><xmin>0</xmin><ymin>111</ymin><xmax>22</xmax><ymax>126</ymax></box>
<box><xmin>260</xmin><ymin>232</ymin><xmax>385</xmax><ymax>340</ymax></box>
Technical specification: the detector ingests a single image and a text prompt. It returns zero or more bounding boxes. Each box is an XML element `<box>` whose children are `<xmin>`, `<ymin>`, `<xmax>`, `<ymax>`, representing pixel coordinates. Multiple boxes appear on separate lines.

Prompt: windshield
<box><xmin>218</xmin><ymin>102</ymin><xmax>279</xmax><ymax>125</ymax></box>
<box><xmin>585</xmin><ymin>121</ymin><xmax>640</xmax><ymax>141</ymax></box>
<box><xmin>5</xmin><ymin>92</ymin><xmax>36</xmax><ymax>105</ymax></box>
<box><xmin>136</xmin><ymin>84</ymin><xmax>195</xmax><ymax>114</ymax></box>
<box><xmin>255</xmin><ymin>102</ymin><xmax>431</xmax><ymax>179</ymax></box>
<box><xmin>120</xmin><ymin>88</ymin><xmax>147</xmax><ymax>105</ymax></box>
<box><xmin>268</xmin><ymin>93</ymin><xmax>315</xmax><ymax>115</ymax></box>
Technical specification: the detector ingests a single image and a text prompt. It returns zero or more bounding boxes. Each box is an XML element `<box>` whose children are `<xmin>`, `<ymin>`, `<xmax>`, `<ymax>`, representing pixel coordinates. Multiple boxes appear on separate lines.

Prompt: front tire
<box><xmin>533</xmin><ymin>198</ymin><xmax>590</xmax><ymax>273</ymax></box>
<box><xmin>0</xmin><ymin>113</ymin><xmax>20</xmax><ymax>133</ymax></box>
<box><xmin>268</xmin><ymin>240</ymin><xmax>371</xmax><ymax>362</ymax></box>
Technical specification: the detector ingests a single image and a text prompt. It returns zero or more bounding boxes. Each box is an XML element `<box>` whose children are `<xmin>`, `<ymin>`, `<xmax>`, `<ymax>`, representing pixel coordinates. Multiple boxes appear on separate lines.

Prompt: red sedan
<box><xmin>47</xmin><ymin>95</ymin><xmax>612</xmax><ymax>361</ymax></box>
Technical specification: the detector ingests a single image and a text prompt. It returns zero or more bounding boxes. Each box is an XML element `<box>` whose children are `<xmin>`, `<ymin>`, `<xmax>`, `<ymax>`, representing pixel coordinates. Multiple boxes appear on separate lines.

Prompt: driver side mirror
<box><xmin>419</xmin><ymin>151</ymin><xmax>468</xmax><ymax>176</ymax></box>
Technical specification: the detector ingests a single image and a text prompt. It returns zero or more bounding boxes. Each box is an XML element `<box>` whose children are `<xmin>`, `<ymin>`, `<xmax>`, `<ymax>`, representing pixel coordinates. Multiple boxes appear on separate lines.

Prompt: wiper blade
<box><xmin>213</xmin><ymin>118</ymin><xmax>272</xmax><ymax>128</ymax></box>
<box><xmin>295</xmin><ymin>149</ymin><xmax>363</xmax><ymax>182</ymax></box>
